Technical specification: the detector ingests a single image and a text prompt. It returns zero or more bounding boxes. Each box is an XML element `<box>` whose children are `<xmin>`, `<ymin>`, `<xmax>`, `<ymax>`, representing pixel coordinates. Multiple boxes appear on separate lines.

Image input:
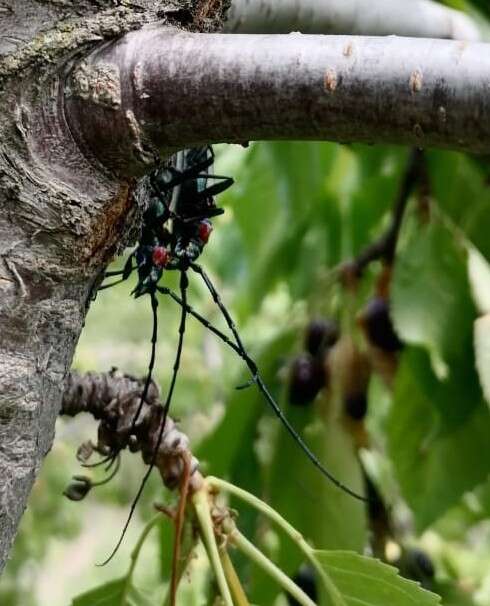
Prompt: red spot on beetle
<box><xmin>198</xmin><ymin>220</ymin><xmax>213</xmax><ymax>244</ymax></box>
<box><xmin>152</xmin><ymin>246</ymin><xmax>169</xmax><ymax>267</ymax></box>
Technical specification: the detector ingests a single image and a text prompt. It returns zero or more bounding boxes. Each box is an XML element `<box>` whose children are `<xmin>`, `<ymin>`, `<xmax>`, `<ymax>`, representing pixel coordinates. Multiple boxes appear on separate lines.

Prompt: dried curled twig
<box><xmin>61</xmin><ymin>369</ymin><xmax>203</xmax><ymax>493</ymax></box>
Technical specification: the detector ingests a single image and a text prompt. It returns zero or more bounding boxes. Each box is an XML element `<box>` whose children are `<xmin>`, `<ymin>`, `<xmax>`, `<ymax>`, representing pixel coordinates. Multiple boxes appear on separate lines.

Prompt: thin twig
<box><xmin>121</xmin><ymin>514</ymin><xmax>161</xmax><ymax>606</ymax></box>
<box><xmin>170</xmin><ymin>452</ymin><xmax>192</xmax><ymax>606</ymax></box>
<box><xmin>341</xmin><ymin>148</ymin><xmax>427</xmax><ymax>281</ymax></box>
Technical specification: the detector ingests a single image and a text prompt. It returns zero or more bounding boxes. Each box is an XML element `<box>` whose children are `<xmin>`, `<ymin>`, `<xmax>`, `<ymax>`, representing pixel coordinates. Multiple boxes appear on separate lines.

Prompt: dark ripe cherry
<box><xmin>305</xmin><ymin>318</ymin><xmax>339</xmax><ymax>357</ymax></box>
<box><xmin>362</xmin><ymin>297</ymin><xmax>403</xmax><ymax>352</ymax></box>
<box><xmin>344</xmin><ymin>391</ymin><xmax>368</xmax><ymax>420</ymax></box>
<box><xmin>405</xmin><ymin>548</ymin><xmax>435</xmax><ymax>580</ymax></box>
<box><xmin>198</xmin><ymin>220</ymin><xmax>213</xmax><ymax>244</ymax></box>
<box><xmin>287</xmin><ymin>566</ymin><xmax>317</xmax><ymax>605</ymax></box>
<box><xmin>288</xmin><ymin>353</ymin><xmax>326</xmax><ymax>406</ymax></box>
<box><xmin>152</xmin><ymin>246</ymin><xmax>169</xmax><ymax>268</ymax></box>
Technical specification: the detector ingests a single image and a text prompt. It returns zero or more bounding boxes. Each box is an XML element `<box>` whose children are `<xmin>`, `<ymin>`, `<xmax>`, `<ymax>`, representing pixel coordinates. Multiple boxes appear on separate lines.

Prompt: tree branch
<box><xmin>224</xmin><ymin>0</ymin><xmax>480</xmax><ymax>41</ymax></box>
<box><xmin>61</xmin><ymin>370</ymin><xmax>203</xmax><ymax>493</ymax></box>
<box><xmin>344</xmin><ymin>148</ymin><xmax>428</xmax><ymax>278</ymax></box>
<box><xmin>65</xmin><ymin>30</ymin><xmax>490</xmax><ymax>177</ymax></box>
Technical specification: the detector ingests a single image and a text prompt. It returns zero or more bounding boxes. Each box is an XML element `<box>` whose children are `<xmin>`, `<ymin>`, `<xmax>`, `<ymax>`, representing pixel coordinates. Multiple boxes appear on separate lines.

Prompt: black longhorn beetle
<box><xmin>89</xmin><ymin>145</ymin><xmax>367</xmax><ymax>564</ymax></box>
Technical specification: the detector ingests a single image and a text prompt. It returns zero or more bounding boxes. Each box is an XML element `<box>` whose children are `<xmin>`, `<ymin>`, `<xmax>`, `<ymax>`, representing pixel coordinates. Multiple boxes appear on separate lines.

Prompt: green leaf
<box><xmin>196</xmin><ymin>330</ymin><xmax>296</xmax><ymax>477</ymax></box>
<box><xmin>435</xmin><ymin>581</ymin><xmax>478</xmax><ymax>606</ymax></box>
<box><xmin>427</xmin><ymin>151</ymin><xmax>490</xmax><ymax>261</ymax></box>
<box><xmin>268</xmin><ymin>401</ymin><xmax>367</xmax><ymax>553</ymax></box>
<box><xmin>468</xmin><ymin>248</ymin><xmax>490</xmax><ymax>315</ymax></box>
<box><xmin>72</xmin><ymin>579</ymin><xmax>126</xmax><ymax>606</ymax></box>
<box><xmin>475</xmin><ymin>315</ymin><xmax>490</xmax><ymax>406</ymax></box>
<box><xmin>256</xmin><ymin>399</ymin><xmax>366</xmax><ymax>603</ymax></box>
<box><xmin>467</xmin><ymin>0</ymin><xmax>490</xmax><ymax>19</ymax></box>
<box><xmin>71</xmin><ymin>579</ymin><xmax>159</xmax><ymax>606</ymax></box>
<box><xmin>390</xmin><ymin>218</ymin><xmax>490</xmax><ymax>527</ymax></box>
<box><xmin>387</xmin><ymin>348</ymin><xmax>490</xmax><ymax>530</ymax></box>
<box><xmin>392</xmin><ymin>221</ymin><xmax>474</xmax><ymax>379</ymax></box>
<box><xmin>313</xmin><ymin>550</ymin><xmax>441</xmax><ymax>606</ymax></box>
<box><xmin>127</xmin><ymin>587</ymin><xmax>156</xmax><ymax>606</ymax></box>
<box><xmin>222</xmin><ymin>143</ymin><xmax>282</xmax><ymax>263</ymax></box>
<box><xmin>265</xmin><ymin>141</ymin><xmax>338</xmax><ymax>217</ymax></box>
<box><xmin>224</xmin><ymin>142</ymin><xmax>340</xmax><ymax>314</ymax></box>
<box><xmin>347</xmin><ymin>145</ymin><xmax>409</xmax><ymax>258</ymax></box>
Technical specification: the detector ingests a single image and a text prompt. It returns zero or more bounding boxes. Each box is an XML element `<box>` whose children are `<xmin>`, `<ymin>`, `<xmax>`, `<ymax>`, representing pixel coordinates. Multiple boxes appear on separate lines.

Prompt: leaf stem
<box><xmin>161</xmin><ymin>517</ymin><xmax>199</xmax><ymax>606</ymax></box>
<box><xmin>219</xmin><ymin>547</ymin><xmax>251</xmax><ymax>606</ymax></box>
<box><xmin>207</xmin><ymin>476</ymin><xmax>346</xmax><ymax>606</ymax></box>
<box><xmin>170</xmin><ymin>454</ymin><xmax>192</xmax><ymax>606</ymax></box>
<box><xmin>208</xmin><ymin>476</ymin><xmax>306</xmax><ymax>550</ymax></box>
<box><xmin>230</xmin><ymin>529</ymin><xmax>316</xmax><ymax>606</ymax></box>
<box><xmin>192</xmin><ymin>488</ymin><xmax>233</xmax><ymax>606</ymax></box>
<box><xmin>121</xmin><ymin>514</ymin><xmax>161</xmax><ymax>606</ymax></box>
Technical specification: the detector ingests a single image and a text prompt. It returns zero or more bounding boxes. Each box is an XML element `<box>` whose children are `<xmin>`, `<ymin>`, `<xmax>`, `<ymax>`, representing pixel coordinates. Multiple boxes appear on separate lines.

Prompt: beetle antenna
<box><xmin>130</xmin><ymin>291</ymin><xmax>159</xmax><ymax>432</ymax></box>
<box><xmin>189</xmin><ymin>262</ymin><xmax>367</xmax><ymax>503</ymax></box>
<box><xmin>97</xmin><ymin>272</ymin><xmax>188</xmax><ymax>566</ymax></box>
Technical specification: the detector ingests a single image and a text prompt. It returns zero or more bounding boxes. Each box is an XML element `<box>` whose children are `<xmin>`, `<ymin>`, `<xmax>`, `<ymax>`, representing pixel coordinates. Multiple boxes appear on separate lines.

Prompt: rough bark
<box><xmin>66</xmin><ymin>30</ymin><xmax>490</xmax><ymax>177</ymax></box>
<box><xmin>0</xmin><ymin>0</ymin><xmax>227</xmax><ymax>574</ymax></box>
<box><xmin>225</xmin><ymin>0</ymin><xmax>481</xmax><ymax>40</ymax></box>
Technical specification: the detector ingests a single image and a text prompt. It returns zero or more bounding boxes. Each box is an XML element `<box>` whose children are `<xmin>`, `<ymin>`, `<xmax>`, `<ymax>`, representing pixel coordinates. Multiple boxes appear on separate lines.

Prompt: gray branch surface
<box><xmin>66</xmin><ymin>29</ymin><xmax>490</xmax><ymax>177</ymax></box>
<box><xmin>225</xmin><ymin>0</ymin><xmax>481</xmax><ymax>40</ymax></box>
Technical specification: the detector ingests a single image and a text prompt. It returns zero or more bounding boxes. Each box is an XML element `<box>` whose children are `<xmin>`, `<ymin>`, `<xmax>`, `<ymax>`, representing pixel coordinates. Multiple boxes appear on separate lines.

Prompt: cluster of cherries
<box><xmin>287</xmin><ymin>296</ymin><xmax>403</xmax><ymax>422</ymax></box>
<box><xmin>287</xmin><ymin>317</ymin><xmax>339</xmax><ymax>407</ymax></box>
<box><xmin>286</xmin><ymin>298</ymin><xmax>433</xmax><ymax>606</ymax></box>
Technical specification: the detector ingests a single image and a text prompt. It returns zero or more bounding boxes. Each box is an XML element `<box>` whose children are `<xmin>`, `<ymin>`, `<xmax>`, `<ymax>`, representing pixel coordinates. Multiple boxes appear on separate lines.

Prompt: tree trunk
<box><xmin>0</xmin><ymin>0</ymin><xmax>227</xmax><ymax>573</ymax></box>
